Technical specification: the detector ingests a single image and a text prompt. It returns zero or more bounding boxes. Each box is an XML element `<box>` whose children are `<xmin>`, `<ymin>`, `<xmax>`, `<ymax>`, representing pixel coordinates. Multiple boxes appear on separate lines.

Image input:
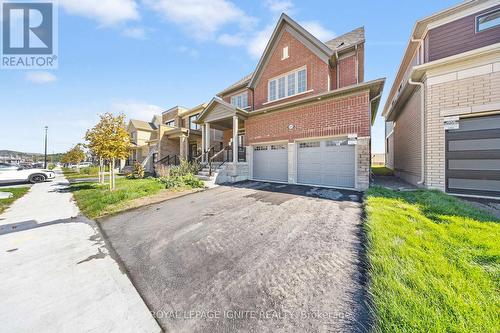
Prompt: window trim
<box><xmin>475</xmin><ymin>8</ymin><xmax>500</xmax><ymax>33</ymax></box>
<box><xmin>267</xmin><ymin>66</ymin><xmax>307</xmax><ymax>103</ymax></box>
<box><xmin>230</xmin><ymin>91</ymin><xmax>249</xmax><ymax>109</ymax></box>
<box><xmin>281</xmin><ymin>46</ymin><xmax>289</xmax><ymax>60</ymax></box>
<box><xmin>188</xmin><ymin>114</ymin><xmax>200</xmax><ymax>130</ymax></box>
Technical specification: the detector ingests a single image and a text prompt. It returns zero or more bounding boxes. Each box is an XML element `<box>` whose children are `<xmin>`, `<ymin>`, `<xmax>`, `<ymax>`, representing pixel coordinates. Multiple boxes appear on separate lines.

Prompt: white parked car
<box><xmin>0</xmin><ymin>163</ymin><xmax>56</xmax><ymax>184</ymax></box>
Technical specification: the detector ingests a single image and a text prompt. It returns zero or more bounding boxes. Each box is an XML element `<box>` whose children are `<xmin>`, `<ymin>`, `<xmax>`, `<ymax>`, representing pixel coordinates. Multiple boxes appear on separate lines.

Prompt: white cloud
<box><xmin>144</xmin><ymin>0</ymin><xmax>256</xmax><ymax>39</ymax></box>
<box><xmin>265</xmin><ymin>0</ymin><xmax>294</xmax><ymax>14</ymax></box>
<box><xmin>176</xmin><ymin>45</ymin><xmax>200</xmax><ymax>59</ymax></box>
<box><xmin>123</xmin><ymin>27</ymin><xmax>147</xmax><ymax>39</ymax></box>
<box><xmin>25</xmin><ymin>71</ymin><xmax>57</xmax><ymax>83</ymax></box>
<box><xmin>220</xmin><ymin>18</ymin><xmax>334</xmax><ymax>59</ymax></box>
<box><xmin>246</xmin><ymin>24</ymin><xmax>275</xmax><ymax>58</ymax></box>
<box><xmin>217</xmin><ymin>33</ymin><xmax>245</xmax><ymax>47</ymax></box>
<box><xmin>60</xmin><ymin>0</ymin><xmax>139</xmax><ymax>26</ymax></box>
<box><xmin>300</xmin><ymin>21</ymin><xmax>335</xmax><ymax>41</ymax></box>
<box><xmin>111</xmin><ymin>101</ymin><xmax>164</xmax><ymax>121</ymax></box>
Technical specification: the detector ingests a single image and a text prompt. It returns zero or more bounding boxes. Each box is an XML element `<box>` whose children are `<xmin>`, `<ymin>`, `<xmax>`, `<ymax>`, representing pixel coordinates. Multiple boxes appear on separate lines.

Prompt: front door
<box><xmin>189</xmin><ymin>143</ymin><xmax>197</xmax><ymax>161</ymax></box>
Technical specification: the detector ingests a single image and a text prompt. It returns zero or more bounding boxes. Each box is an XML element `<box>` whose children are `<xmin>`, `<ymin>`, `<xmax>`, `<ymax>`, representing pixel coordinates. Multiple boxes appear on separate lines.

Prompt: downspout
<box><xmin>335</xmin><ymin>50</ymin><xmax>339</xmax><ymax>89</ymax></box>
<box><xmin>369</xmin><ymin>93</ymin><xmax>381</xmax><ymax>176</ymax></box>
<box><xmin>409</xmin><ymin>36</ymin><xmax>425</xmax><ymax>185</ymax></box>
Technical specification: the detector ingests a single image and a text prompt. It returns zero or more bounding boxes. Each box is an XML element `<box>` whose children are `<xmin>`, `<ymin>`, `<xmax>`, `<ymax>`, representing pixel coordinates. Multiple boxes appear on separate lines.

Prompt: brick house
<box><xmin>195</xmin><ymin>13</ymin><xmax>384</xmax><ymax>190</ymax></box>
<box><xmin>126</xmin><ymin>116</ymin><xmax>161</xmax><ymax>172</ymax></box>
<box><xmin>383</xmin><ymin>0</ymin><xmax>500</xmax><ymax>197</ymax></box>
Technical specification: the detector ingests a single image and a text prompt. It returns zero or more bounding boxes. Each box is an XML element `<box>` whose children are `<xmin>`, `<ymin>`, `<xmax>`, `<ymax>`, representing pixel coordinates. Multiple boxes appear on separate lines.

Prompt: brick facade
<box><xmin>245</xmin><ymin>91</ymin><xmax>370</xmax><ymax>144</ymax></box>
<box><xmin>252</xmin><ymin>31</ymin><xmax>330</xmax><ymax>110</ymax></box>
<box><xmin>162</xmin><ymin>110</ymin><xmax>181</xmax><ymax>126</ymax></box>
<box><xmin>338</xmin><ymin>54</ymin><xmax>357</xmax><ymax>88</ymax></box>
<box><xmin>424</xmin><ymin>64</ymin><xmax>500</xmax><ymax>190</ymax></box>
<box><xmin>394</xmin><ymin>88</ymin><xmax>422</xmax><ymax>185</ymax></box>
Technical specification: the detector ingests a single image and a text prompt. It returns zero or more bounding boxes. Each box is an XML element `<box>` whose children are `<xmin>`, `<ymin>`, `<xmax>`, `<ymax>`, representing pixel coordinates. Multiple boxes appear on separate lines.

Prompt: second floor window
<box><xmin>189</xmin><ymin>114</ymin><xmax>200</xmax><ymax>130</ymax></box>
<box><xmin>477</xmin><ymin>9</ymin><xmax>500</xmax><ymax>32</ymax></box>
<box><xmin>230</xmin><ymin>91</ymin><xmax>248</xmax><ymax>109</ymax></box>
<box><xmin>165</xmin><ymin>120</ymin><xmax>175</xmax><ymax>127</ymax></box>
<box><xmin>268</xmin><ymin>67</ymin><xmax>307</xmax><ymax>102</ymax></box>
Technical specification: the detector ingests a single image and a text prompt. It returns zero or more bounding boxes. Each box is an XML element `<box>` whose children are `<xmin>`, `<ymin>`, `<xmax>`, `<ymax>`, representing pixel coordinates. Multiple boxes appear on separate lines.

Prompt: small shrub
<box><xmin>158</xmin><ymin>176</ymin><xmax>183</xmax><ymax>189</ymax></box>
<box><xmin>128</xmin><ymin>162</ymin><xmax>145</xmax><ymax>179</ymax></box>
<box><xmin>47</xmin><ymin>163</ymin><xmax>56</xmax><ymax>170</ymax></box>
<box><xmin>169</xmin><ymin>159</ymin><xmax>200</xmax><ymax>178</ymax></box>
<box><xmin>155</xmin><ymin>164</ymin><xmax>170</xmax><ymax>178</ymax></box>
<box><xmin>157</xmin><ymin>173</ymin><xmax>204</xmax><ymax>189</ymax></box>
<box><xmin>180</xmin><ymin>173</ymin><xmax>204</xmax><ymax>188</ymax></box>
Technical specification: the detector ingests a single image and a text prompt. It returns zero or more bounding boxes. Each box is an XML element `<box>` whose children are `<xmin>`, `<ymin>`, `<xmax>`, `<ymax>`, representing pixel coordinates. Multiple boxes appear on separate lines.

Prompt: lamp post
<box><xmin>44</xmin><ymin>126</ymin><xmax>48</xmax><ymax>168</ymax></box>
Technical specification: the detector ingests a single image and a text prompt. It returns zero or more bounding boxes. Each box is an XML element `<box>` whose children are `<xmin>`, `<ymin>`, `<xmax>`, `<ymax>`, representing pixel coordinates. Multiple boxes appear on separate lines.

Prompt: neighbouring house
<box><xmin>194</xmin><ymin>13</ymin><xmax>385</xmax><ymax>190</ymax></box>
<box><xmin>126</xmin><ymin>116</ymin><xmax>161</xmax><ymax>172</ymax></box>
<box><xmin>156</xmin><ymin>104</ymin><xmax>224</xmax><ymax>166</ymax></box>
<box><xmin>382</xmin><ymin>0</ymin><xmax>500</xmax><ymax>197</ymax></box>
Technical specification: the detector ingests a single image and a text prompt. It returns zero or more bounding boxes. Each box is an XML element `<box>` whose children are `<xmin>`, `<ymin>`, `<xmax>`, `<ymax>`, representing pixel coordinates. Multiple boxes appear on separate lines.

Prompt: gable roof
<box><xmin>129</xmin><ymin>119</ymin><xmax>157</xmax><ymax>132</ymax></box>
<box><xmin>219</xmin><ymin>19</ymin><xmax>367</xmax><ymax>96</ymax></box>
<box><xmin>217</xmin><ymin>73</ymin><xmax>253</xmax><ymax>96</ymax></box>
<box><xmin>196</xmin><ymin>97</ymin><xmax>249</xmax><ymax>123</ymax></box>
<box><xmin>325</xmin><ymin>27</ymin><xmax>365</xmax><ymax>52</ymax></box>
<box><xmin>248</xmin><ymin>13</ymin><xmax>334</xmax><ymax>88</ymax></box>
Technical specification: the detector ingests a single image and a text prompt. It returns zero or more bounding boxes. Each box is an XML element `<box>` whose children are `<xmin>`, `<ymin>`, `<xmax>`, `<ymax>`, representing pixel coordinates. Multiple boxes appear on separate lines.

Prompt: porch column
<box><xmin>201</xmin><ymin>124</ymin><xmax>206</xmax><ymax>162</ymax></box>
<box><xmin>232</xmin><ymin>115</ymin><xmax>238</xmax><ymax>163</ymax></box>
<box><xmin>205</xmin><ymin>123</ymin><xmax>211</xmax><ymax>150</ymax></box>
<box><xmin>180</xmin><ymin>135</ymin><xmax>188</xmax><ymax>160</ymax></box>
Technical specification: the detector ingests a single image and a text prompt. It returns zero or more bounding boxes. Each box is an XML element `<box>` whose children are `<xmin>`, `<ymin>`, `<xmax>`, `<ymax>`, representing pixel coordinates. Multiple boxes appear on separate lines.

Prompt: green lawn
<box><xmin>70</xmin><ymin>178</ymin><xmax>165</xmax><ymax>219</ymax></box>
<box><xmin>365</xmin><ymin>187</ymin><xmax>499</xmax><ymax>332</ymax></box>
<box><xmin>0</xmin><ymin>187</ymin><xmax>30</xmax><ymax>214</ymax></box>
<box><xmin>63</xmin><ymin>166</ymin><xmax>100</xmax><ymax>179</ymax></box>
<box><xmin>371</xmin><ymin>166</ymin><xmax>394</xmax><ymax>176</ymax></box>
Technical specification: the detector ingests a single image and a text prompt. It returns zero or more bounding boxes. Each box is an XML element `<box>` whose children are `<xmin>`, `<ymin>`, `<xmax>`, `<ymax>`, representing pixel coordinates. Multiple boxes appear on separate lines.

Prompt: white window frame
<box><xmin>267</xmin><ymin>66</ymin><xmax>308</xmax><ymax>103</ymax></box>
<box><xmin>281</xmin><ymin>46</ymin><xmax>289</xmax><ymax>60</ymax></box>
<box><xmin>230</xmin><ymin>91</ymin><xmax>249</xmax><ymax>109</ymax></box>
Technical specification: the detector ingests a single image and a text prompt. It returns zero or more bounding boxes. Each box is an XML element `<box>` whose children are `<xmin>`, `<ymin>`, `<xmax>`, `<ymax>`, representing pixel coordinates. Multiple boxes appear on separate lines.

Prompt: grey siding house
<box><xmin>383</xmin><ymin>0</ymin><xmax>500</xmax><ymax>198</ymax></box>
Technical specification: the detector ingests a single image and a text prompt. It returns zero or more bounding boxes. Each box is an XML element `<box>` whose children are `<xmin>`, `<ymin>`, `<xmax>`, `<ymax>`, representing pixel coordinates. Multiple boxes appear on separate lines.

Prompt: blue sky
<box><xmin>0</xmin><ymin>0</ymin><xmax>460</xmax><ymax>154</ymax></box>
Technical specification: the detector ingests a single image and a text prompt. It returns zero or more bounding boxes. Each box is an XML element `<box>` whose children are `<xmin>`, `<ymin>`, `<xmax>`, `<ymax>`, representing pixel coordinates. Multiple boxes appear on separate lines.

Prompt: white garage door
<box><xmin>253</xmin><ymin>143</ymin><xmax>288</xmax><ymax>182</ymax></box>
<box><xmin>297</xmin><ymin>139</ymin><xmax>355</xmax><ymax>188</ymax></box>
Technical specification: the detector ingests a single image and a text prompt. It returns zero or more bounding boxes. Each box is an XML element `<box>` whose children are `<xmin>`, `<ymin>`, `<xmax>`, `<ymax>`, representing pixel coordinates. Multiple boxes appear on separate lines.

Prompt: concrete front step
<box><xmin>196</xmin><ymin>174</ymin><xmax>215</xmax><ymax>181</ymax></box>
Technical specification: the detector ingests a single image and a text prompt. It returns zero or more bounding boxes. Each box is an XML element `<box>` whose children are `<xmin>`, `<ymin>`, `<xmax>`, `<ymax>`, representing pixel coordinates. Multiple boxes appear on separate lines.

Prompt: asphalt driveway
<box><xmin>100</xmin><ymin>181</ymin><xmax>370</xmax><ymax>332</ymax></box>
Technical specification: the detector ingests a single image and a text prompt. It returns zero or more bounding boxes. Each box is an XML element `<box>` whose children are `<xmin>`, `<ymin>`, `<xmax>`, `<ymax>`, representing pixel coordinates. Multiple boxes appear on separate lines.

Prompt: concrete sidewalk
<box><xmin>0</xmin><ymin>170</ymin><xmax>161</xmax><ymax>333</ymax></box>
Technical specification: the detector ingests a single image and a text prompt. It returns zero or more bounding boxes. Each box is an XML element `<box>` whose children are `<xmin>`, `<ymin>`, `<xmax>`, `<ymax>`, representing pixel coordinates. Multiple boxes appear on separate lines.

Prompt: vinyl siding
<box><xmin>427</xmin><ymin>4</ymin><xmax>500</xmax><ymax>62</ymax></box>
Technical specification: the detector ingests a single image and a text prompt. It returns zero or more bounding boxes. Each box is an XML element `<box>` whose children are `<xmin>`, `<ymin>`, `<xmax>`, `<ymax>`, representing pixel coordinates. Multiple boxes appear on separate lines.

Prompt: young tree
<box><xmin>62</xmin><ymin>144</ymin><xmax>85</xmax><ymax>172</ymax></box>
<box><xmin>85</xmin><ymin>121</ymin><xmax>107</xmax><ymax>184</ymax></box>
<box><xmin>85</xmin><ymin>113</ymin><xmax>130</xmax><ymax>190</ymax></box>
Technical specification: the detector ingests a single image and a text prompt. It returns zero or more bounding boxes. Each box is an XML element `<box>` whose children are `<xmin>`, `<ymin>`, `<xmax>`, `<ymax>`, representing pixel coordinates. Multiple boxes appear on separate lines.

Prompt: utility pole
<box><xmin>44</xmin><ymin>126</ymin><xmax>48</xmax><ymax>168</ymax></box>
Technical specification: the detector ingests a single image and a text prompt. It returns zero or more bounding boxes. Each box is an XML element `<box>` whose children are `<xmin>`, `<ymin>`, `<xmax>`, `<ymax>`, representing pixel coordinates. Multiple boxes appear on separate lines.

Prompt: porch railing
<box><xmin>155</xmin><ymin>154</ymin><xmax>180</xmax><ymax>166</ymax></box>
<box><xmin>207</xmin><ymin>145</ymin><xmax>246</xmax><ymax>176</ymax></box>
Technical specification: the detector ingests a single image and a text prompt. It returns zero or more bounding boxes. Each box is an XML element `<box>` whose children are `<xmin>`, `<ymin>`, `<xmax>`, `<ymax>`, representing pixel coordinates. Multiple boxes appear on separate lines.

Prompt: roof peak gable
<box><xmin>248</xmin><ymin>13</ymin><xmax>333</xmax><ymax>88</ymax></box>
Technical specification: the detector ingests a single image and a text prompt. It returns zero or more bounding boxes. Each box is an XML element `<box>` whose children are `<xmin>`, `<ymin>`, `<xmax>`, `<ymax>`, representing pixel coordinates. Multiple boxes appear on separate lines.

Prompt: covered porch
<box><xmin>196</xmin><ymin>97</ymin><xmax>249</xmax><ymax>164</ymax></box>
<box><xmin>157</xmin><ymin>126</ymin><xmax>203</xmax><ymax>165</ymax></box>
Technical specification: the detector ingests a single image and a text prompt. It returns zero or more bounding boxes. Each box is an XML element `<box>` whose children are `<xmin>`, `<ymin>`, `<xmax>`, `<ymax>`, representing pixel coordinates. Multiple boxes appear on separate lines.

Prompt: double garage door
<box><xmin>446</xmin><ymin>114</ymin><xmax>500</xmax><ymax>197</ymax></box>
<box><xmin>253</xmin><ymin>138</ymin><xmax>356</xmax><ymax>188</ymax></box>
